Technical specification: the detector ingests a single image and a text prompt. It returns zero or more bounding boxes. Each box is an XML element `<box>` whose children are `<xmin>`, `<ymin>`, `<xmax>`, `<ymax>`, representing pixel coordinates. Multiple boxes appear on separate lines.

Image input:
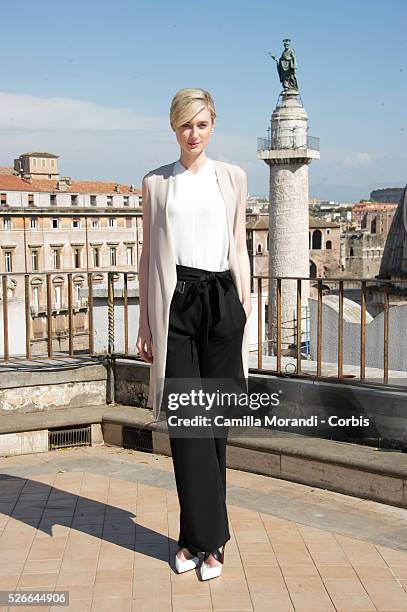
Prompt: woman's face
<box><xmin>173</xmin><ymin>106</ymin><xmax>214</xmax><ymax>157</ymax></box>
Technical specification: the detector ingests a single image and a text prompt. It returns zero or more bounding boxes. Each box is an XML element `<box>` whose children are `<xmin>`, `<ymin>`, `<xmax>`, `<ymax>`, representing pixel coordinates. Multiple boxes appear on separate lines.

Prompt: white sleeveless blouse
<box><xmin>166</xmin><ymin>157</ymin><xmax>229</xmax><ymax>272</ymax></box>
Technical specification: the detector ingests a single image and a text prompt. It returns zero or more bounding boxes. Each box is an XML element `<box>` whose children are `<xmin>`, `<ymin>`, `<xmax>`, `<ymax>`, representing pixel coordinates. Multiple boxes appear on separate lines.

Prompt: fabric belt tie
<box><xmin>175</xmin><ymin>269</ymin><xmax>234</xmax><ymax>348</ymax></box>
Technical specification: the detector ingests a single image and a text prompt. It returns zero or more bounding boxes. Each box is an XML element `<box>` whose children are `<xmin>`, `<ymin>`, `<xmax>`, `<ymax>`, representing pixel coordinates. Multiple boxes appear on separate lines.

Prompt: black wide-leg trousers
<box><xmin>163</xmin><ymin>264</ymin><xmax>247</xmax><ymax>555</ymax></box>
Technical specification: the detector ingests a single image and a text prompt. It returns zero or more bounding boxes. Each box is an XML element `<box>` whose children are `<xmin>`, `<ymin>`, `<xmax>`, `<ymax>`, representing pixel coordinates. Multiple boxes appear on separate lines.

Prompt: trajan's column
<box><xmin>258</xmin><ymin>39</ymin><xmax>320</xmax><ymax>356</ymax></box>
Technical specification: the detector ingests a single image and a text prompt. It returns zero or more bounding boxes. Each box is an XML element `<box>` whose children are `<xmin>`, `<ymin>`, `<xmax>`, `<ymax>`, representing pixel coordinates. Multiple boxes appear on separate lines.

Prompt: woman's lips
<box><xmin>188</xmin><ymin>142</ymin><xmax>200</xmax><ymax>147</ymax></box>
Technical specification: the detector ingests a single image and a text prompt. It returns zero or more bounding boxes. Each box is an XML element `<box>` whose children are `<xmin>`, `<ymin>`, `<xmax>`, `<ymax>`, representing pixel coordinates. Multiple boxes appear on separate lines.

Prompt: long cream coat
<box><xmin>144</xmin><ymin>159</ymin><xmax>249</xmax><ymax>422</ymax></box>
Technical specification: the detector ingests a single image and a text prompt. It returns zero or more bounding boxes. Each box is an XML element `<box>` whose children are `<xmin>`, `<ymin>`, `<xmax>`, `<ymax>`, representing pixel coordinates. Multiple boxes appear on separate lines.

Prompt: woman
<box><xmin>136</xmin><ymin>88</ymin><xmax>251</xmax><ymax>580</ymax></box>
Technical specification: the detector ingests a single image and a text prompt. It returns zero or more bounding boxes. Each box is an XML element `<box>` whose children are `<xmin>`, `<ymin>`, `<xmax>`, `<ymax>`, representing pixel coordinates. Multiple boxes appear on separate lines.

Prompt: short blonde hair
<box><xmin>170</xmin><ymin>88</ymin><xmax>216</xmax><ymax>130</ymax></box>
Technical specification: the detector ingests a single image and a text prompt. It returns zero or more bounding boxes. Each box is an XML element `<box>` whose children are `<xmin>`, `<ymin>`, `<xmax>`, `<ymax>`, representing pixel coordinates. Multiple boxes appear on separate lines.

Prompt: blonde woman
<box><xmin>137</xmin><ymin>88</ymin><xmax>251</xmax><ymax>580</ymax></box>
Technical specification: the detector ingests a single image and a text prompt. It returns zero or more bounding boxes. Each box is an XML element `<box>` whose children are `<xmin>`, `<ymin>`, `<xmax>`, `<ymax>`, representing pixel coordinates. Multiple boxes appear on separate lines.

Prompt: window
<box><xmin>110</xmin><ymin>247</ymin><xmax>117</xmax><ymax>266</ymax></box>
<box><xmin>93</xmin><ymin>248</ymin><xmax>100</xmax><ymax>267</ymax></box>
<box><xmin>326</xmin><ymin>228</ymin><xmax>331</xmax><ymax>235</ymax></box>
<box><xmin>52</xmin><ymin>218</ymin><xmax>59</xmax><ymax>229</ymax></box>
<box><xmin>33</xmin><ymin>286</ymin><xmax>39</xmax><ymax>307</ymax></box>
<box><xmin>75</xmin><ymin>284</ymin><xmax>81</xmax><ymax>304</ymax></box>
<box><xmin>30</xmin><ymin>218</ymin><xmax>37</xmax><ymax>229</ymax></box>
<box><xmin>31</xmin><ymin>250</ymin><xmax>39</xmax><ymax>271</ymax></box>
<box><xmin>126</xmin><ymin>246</ymin><xmax>133</xmax><ymax>265</ymax></box>
<box><xmin>109</xmin><ymin>217</ymin><xmax>116</xmax><ymax>228</ymax></box>
<box><xmin>123</xmin><ymin>196</ymin><xmax>129</xmax><ymax>207</ymax></box>
<box><xmin>90</xmin><ymin>195</ymin><xmax>97</xmax><ymax>206</ymax></box>
<box><xmin>52</xmin><ymin>248</ymin><xmax>61</xmax><ymax>269</ymax></box>
<box><xmin>51</xmin><ymin>159</ymin><xmax>55</xmax><ymax>167</ymax></box>
<box><xmin>33</xmin><ymin>159</ymin><xmax>37</xmax><ymax>166</ymax></box>
<box><xmin>4</xmin><ymin>250</ymin><xmax>12</xmax><ymax>272</ymax></box>
<box><xmin>312</xmin><ymin>230</ymin><xmax>322</xmax><ymax>250</ymax></box>
<box><xmin>72</xmin><ymin>218</ymin><xmax>80</xmax><ymax>229</ymax></box>
<box><xmin>71</xmin><ymin>195</ymin><xmax>78</xmax><ymax>206</ymax></box>
<box><xmin>50</xmin><ymin>194</ymin><xmax>56</xmax><ymax>206</ymax></box>
<box><xmin>0</xmin><ymin>193</ymin><xmax>6</xmax><ymax>206</ymax></box>
<box><xmin>256</xmin><ymin>243</ymin><xmax>263</xmax><ymax>254</ymax></box>
<box><xmin>4</xmin><ymin>218</ymin><xmax>11</xmax><ymax>230</ymax></box>
<box><xmin>54</xmin><ymin>285</ymin><xmax>61</xmax><ymax>308</ymax></box>
<box><xmin>107</xmin><ymin>196</ymin><xmax>113</xmax><ymax>206</ymax></box>
<box><xmin>92</xmin><ymin>218</ymin><xmax>99</xmax><ymax>228</ymax></box>
<box><xmin>326</xmin><ymin>240</ymin><xmax>332</xmax><ymax>250</ymax></box>
<box><xmin>125</xmin><ymin>217</ymin><xmax>132</xmax><ymax>228</ymax></box>
<box><xmin>73</xmin><ymin>247</ymin><xmax>81</xmax><ymax>268</ymax></box>
<box><xmin>42</xmin><ymin>159</ymin><xmax>45</xmax><ymax>166</ymax></box>
<box><xmin>350</xmin><ymin>247</ymin><xmax>354</xmax><ymax>257</ymax></box>
<box><xmin>28</xmin><ymin>194</ymin><xmax>34</xmax><ymax>205</ymax></box>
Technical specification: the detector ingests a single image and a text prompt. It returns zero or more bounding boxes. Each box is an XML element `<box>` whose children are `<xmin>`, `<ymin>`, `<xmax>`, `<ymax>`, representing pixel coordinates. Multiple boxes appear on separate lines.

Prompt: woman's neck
<box><xmin>178</xmin><ymin>152</ymin><xmax>208</xmax><ymax>174</ymax></box>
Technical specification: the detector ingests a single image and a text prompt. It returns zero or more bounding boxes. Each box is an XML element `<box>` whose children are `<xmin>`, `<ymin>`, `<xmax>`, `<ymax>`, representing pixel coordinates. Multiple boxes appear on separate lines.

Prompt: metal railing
<box><xmin>257</xmin><ymin>134</ymin><xmax>320</xmax><ymax>152</ymax></box>
<box><xmin>1</xmin><ymin>270</ymin><xmax>406</xmax><ymax>390</ymax></box>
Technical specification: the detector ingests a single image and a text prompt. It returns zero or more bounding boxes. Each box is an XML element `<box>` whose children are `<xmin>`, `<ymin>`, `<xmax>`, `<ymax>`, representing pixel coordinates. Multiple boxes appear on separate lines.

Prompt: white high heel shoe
<box><xmin>200</xmin><ymin>545</ymin><xmax>225</xmax><ymax>581</ymax></box>
<box><xmin>175</xmin><ymin>548</ymin><xmax>200</xmax><ymax>574</ymax></box>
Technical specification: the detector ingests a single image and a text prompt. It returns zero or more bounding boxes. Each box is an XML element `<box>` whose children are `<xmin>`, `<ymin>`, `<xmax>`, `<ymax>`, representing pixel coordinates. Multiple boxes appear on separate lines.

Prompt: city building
<box><xmin>0</xmin><ymin>152</ymin><xmax>142</xmax><ymax>353</ymax></box>
<box><xmin>309</xmin><ymin>216</ymin><xmax>341</xmax><ymax>277</ymax></box>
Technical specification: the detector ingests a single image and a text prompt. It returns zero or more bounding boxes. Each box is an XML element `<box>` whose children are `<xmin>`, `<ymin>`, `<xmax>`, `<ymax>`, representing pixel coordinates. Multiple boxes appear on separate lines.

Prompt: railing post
<box><xmin>2</xmin><ymin>276</ymin><xmax>9</xmax><ymax>363</ymax></box>
<box><xmin>124</xmin><ymin>272</ymin><xmax>129</xmax><ymax>356</ymax></box>
<box><xmin>276</xmin><ymin>278</ymin><xmax>282</xmax><ymax>374</ymax></box>
<box><xmin>46</xmin><ymin>273</ymin><xmax>52</xmax><ymax>358</ymax></box>
<box><xmin>87</xmin><ymin>272</ymin><xmax>94</xmax><ymax>355</ymax></box>
<box><xmin>24</xmin><ymin>274</ymin><xmax>31</xmax><ymax>359</ymax></box>
<box><xmin>360</xmin><ymin>281</ymin><xmax>366</xmax><ymax>381</ymax></box>
<box><xmin>338</xmin><ymin>280</ymin><xmax>344</xmax><ymax>378</ymax></box>
<box><xmin>317</xmin><ymin>279</ymin><xmax>322</xmax><ymax>377</ymax></box>
<box><xmin>107</xmin><ymin>272</ymin><xmax>114</xmax><ymax>355</ymax></box>
<box><xmin>296</xmin><ymin>279</ymin><xmax>302</xmax><ymax>374</ymax></box>
<box><xmin>383</xmin><ymin>281</ymin><xmax>389</xmax><ymax>384</ymax></box>
<box><xmin>257</xmin><ymin>277</ymin><xmax>262</xmax><ymax>370</ymax></box>
<box><xmin>67</xmin><ymin>273</ymin><xmax>74</xmax><ymax>356</ymax></box>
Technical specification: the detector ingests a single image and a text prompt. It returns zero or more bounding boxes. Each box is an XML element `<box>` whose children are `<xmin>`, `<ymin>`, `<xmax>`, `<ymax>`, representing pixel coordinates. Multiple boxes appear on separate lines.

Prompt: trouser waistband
<box><xmin>173</xmin><ymin>264</ymin><xmax>234</xmax><ymax>347</ymax></box>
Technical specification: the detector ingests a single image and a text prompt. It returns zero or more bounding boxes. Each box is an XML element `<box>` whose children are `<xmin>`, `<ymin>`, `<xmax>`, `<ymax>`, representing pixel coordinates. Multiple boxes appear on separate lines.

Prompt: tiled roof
<box><xmin>0</xmin><ymin>175</ymin><xmax>141</xmax><ymax>195</ymax></box>
<box><xmin>19</xmin><ymin>152</ymin><xmax>59</xmax><ymax>158</ymax></box>
<box><xmin>309</xmin><ymin>215</ymin><xmax>340</xmax><ymax>228</ymax></box>
<box><xmin>247</xmin><ymin>216</ymin><xmax>269</xmax><ymax>230</ymax></box>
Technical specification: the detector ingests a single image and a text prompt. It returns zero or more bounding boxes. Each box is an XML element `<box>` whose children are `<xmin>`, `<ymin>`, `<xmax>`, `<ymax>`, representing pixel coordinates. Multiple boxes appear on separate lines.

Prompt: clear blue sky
<box><xmin>1</xmin><ymin>0</ymin><xmax>406</xmax><ymax>200</ymax></box>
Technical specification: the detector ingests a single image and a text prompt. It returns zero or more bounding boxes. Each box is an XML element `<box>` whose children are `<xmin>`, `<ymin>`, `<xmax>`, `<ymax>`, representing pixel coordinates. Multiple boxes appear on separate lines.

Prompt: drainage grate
<box><xmin>49</xmin><ymin>425</ymin><xmax>91</xmax><ymax>450</ymax></box>
<box><xmin>122</xmin><ymin>426</ymin><xmax>153</xmax><ymax>453</ymax></box>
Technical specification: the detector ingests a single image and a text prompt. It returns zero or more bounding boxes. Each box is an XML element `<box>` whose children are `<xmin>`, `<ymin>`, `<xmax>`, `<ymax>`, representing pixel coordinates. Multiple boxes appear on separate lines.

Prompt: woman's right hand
<box><xmin>136</xmin><ymin>322</ymin><xmax>154</xmax><ymax>363</ymax></box>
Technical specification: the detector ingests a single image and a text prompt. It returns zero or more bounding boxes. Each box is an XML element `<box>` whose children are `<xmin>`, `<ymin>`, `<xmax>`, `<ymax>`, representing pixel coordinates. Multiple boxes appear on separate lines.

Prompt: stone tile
<box><xmin>172</xmin><ymin>593</ymin><xmax>213</xmax><ymax>610</ymax></box>
<box><xmin>328</xmin><ymin>592</ymin><xmax>376</xmax><ymax>611</ymax></box>
<box><xmin>91</xmin><ymin>598</ymin><xmax>132</xmax><ymax>611</ymax></box>
<box><xmin>360</xmin><ymin>579</ymin><xmax>407</xmax><ymax>610</ymax></box>
<box><xmin>210</xmin><ymin>591</ymin><xmax>253</xmax><ymax>611</ymax></box>
<box><xmin>250</xmin><ymin>592</ymin><xmax>294</xmax><ymax>612</ymax></box>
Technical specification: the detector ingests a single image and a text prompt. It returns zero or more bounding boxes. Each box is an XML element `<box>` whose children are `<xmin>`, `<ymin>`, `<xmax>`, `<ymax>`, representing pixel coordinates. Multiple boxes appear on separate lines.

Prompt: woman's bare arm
<box><xmin>136</xmin><ymin>175</ymin><xmax>153</xmax><ymax>362</ymax></box>
<box><xmin>236</xmin><ymin>168</ymin><xmax>252</xmax><ymax>318</ymax></box>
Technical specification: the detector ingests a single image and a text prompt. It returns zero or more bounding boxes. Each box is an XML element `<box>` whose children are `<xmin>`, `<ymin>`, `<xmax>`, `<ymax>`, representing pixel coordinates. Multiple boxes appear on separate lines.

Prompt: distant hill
<box><xmin>310</xmin><ymin>182</ymin><xmax>405</xmax><ymax>202</ymax></box>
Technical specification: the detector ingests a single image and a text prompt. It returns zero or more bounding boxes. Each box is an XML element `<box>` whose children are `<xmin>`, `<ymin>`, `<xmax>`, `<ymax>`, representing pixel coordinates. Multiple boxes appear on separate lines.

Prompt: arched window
<box><xmin>312</xmin><ymin>230</ymin><xmax>322</xmax><ymax>250</ymax></box>
<box><xmin>257</xmin><ymin>242</ymin><xmax>263</xmax><ymax>254</ymax></box>
<box><xmin>350</xmin><ymin>247</ymin><xmax>354</xmax><ymax>256</ymax></box>
<box><xmin>326</xmin><ymin>240</ymin><xmax>332</xmax><ymax>250</ymax></box>
<box><xmin>310</xmin><ymin>260</ymin><xmax>317</xmax><ymax>278</ymax></box>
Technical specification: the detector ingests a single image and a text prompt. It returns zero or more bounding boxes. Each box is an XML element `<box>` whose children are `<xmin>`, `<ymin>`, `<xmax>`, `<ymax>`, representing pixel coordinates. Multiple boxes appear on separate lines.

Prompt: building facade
<box><xmin>0</xmin><ymin>152</ymin><xmax>142</xmax><ymax>354</ymax></box>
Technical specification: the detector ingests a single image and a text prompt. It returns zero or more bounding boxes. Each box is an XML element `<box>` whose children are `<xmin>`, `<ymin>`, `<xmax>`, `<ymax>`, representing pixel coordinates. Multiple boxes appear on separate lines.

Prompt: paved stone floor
<box><xmin>0</xmin><ymin>446</ymin><xmax>407</xmax><ymax>611</ymax></box>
